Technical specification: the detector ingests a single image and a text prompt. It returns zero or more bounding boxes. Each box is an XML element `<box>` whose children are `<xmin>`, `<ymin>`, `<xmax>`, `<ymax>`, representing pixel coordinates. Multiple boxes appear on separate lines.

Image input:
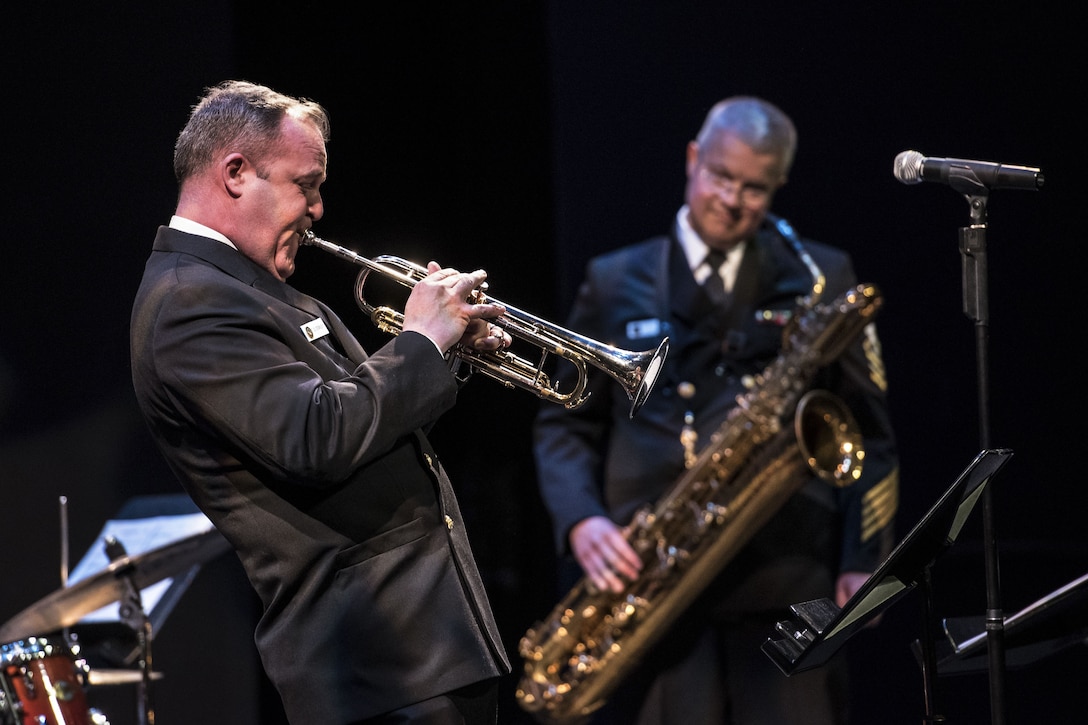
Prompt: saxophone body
<box><xmin>516</xmin><ymin>224</ymin><xmax>883</xmax><ymax>721</ymax></box>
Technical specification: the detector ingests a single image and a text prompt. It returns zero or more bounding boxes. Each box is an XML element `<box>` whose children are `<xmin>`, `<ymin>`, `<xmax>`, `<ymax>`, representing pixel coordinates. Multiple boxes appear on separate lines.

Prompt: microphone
<box><xmin>893</xmin><ymin>150</ymin><xmax>1043</xmax><ymax>192</ymax></box>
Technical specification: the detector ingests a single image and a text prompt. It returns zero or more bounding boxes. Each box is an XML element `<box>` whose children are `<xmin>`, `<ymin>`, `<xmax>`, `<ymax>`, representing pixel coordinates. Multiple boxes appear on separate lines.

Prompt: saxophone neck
<box><xmin>768</xmin><ymin>213</ymin><xmax>826</xmax><ymax>306</ymax></box>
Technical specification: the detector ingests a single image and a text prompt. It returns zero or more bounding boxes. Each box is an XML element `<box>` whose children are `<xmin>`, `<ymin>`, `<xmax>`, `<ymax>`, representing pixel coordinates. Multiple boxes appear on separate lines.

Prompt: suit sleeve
<box><xmin>532</xmin><ymin>260</ymin><xmax>620</xmax><ymax>555</ymax></box>
<box><xmin>830</xmin><ymin>315</ymin><xmax>900</xmax><ymax>573</ymax></box>
<box><xmin>142</xmin><ymin>269</ymin><xmax>458</xmax><ymax>486</ymax></box>
<box><xmin>815</xmin><ymin>249</ymin><xmax>900</xmax><ymax>574</ymax></box>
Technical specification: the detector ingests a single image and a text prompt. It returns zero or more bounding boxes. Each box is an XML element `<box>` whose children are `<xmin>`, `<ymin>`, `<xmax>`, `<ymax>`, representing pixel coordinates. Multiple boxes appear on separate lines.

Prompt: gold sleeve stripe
<box><xmin>863</xmin><ymin>323</ymin><xmax>888</xmax><ymax>392</ymax></box>
<box><xmin>861</xmin><ymin>467</ymin><xmax>899</xmax><ymax>542</ymax></box>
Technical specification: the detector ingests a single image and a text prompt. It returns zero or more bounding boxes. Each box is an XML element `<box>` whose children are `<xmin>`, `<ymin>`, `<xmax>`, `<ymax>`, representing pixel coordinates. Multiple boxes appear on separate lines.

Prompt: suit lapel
<box><xmin>317</xmin><ymin>302</ymin><xmax>368</xmax><ymax>363</ymax></box>
<box><xmin>255</xmin><ymin>277</ymin><xmax>368</xmax><ymax>369</ymax></box>
<box><xmin>665</xmin><ymin>234</ymin><xmax>706</xmax><ymax>326</ymax></box>
<box><xmin>723</xmin><ymin>240</ymin><xmax>761</xmax><ymax>330</ymax></box>
<box><xmin>157</xmin><ymin>226</ymin><xmax>368</xmax><ymax>369</ymax></box>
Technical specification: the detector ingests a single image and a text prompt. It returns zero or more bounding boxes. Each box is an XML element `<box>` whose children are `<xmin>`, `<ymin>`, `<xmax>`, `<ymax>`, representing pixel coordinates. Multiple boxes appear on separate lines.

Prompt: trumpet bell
<box><xmin>623</xmin><ymin>336</ymin><xmax>669</xmax><ymax>417</ymax></box>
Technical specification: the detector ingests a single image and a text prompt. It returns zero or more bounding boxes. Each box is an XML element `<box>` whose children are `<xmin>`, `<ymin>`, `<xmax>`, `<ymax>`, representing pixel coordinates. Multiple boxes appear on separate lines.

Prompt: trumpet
<box><xmin>300</xmin><ymin>231</ymin><xmax>669</xmax><ymax>417</ymax></box>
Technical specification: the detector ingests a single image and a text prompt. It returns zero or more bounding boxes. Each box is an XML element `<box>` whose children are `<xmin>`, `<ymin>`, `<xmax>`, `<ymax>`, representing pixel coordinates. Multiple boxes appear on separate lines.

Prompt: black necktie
<box><xmin>703</xmin><ymin>249</ymin><xmax>729</xmax><ymax>305</ymax></box>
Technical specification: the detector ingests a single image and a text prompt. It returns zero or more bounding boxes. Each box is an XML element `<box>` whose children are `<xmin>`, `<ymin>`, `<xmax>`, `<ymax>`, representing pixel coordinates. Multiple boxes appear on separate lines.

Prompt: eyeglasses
<box><xmin>698</xmin><ymin>165</ymin><xmax>774</xmax><ymax>209</ymax></box>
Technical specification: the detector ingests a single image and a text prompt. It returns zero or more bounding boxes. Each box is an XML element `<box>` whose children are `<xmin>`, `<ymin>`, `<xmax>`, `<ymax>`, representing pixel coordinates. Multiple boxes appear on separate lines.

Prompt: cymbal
<box><xmin>0</xmin><ymin>528</ymin><xmax>230</xmax><ymax>644</ymax></box>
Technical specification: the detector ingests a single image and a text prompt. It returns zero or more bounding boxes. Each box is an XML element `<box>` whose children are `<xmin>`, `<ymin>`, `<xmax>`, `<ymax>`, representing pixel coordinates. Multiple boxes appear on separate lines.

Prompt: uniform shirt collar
<box><xmin>169</xmin><ymin>215</ymin><xmax>238</xmax><ymax>250</ymax></box>
<box><xmin>675</xmin><ymin>205</ymin><xmax>745</xmax><ymax>290</ymax></box>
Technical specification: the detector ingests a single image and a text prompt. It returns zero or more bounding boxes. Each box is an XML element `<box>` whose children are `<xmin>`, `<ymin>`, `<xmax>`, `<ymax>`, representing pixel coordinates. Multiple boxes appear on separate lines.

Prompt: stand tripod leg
<box><xmin>919</xmin><ymin>565</ymin><xmax>946</xmax><ymax>724</ymax></box>
<box><xmin>104</xmin><ymin>535</ymin><xmax>156</xmax><ymax>725</ymax></box>
<box><xmin>135</xmin><ymin>619</ymin><xmax>155</xmax><ymax>725</ymax></box>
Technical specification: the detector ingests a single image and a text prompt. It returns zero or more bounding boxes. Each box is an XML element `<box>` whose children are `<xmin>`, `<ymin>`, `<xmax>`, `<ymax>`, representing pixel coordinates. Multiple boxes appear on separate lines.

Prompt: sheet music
<box><xmin>68</xmin><ymin>512</ymin><xmax>215</xmax><ymax>623</ymax></box>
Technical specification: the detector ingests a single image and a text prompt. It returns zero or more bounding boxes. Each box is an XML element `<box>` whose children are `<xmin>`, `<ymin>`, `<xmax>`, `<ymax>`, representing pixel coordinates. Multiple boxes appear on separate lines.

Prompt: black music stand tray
<box><xmin>933</xmin><ymin>570</ymin><xmax>1088</xmax><ymax>675</ymax></box>
<box><xmin>762</xmin><ymin>448</ymin><xmax>1013</xmax><ymax>675</ymax></box>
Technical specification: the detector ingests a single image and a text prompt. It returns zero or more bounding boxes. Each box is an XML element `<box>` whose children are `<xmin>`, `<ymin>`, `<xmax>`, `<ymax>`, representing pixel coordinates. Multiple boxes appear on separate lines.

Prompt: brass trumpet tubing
<box><xmin>360</xmin><ymin>264</ymin><xmax>589</xmax><ymax>405</ymax></box>
<box><xmin>300</xmin><ymin>231</ymin><xmax>669</xmax><ymax>416</ymax></box>
<box><xmin>371</xmin><ymin>304</ymin><xmax>563</xmax><ymax>398</ymax></box>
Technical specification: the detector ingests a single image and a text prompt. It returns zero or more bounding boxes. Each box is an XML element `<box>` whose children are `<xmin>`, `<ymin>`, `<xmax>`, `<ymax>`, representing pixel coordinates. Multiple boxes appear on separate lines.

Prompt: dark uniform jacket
<box><xmin>130</xmin><ymin>227</ymin><xmax>510</xmax><ymax>724</ymax></box>
<box><xmin>534</xmin><ymin>215</ymin><xmax>899</xmax><ymax>614</ymax></box>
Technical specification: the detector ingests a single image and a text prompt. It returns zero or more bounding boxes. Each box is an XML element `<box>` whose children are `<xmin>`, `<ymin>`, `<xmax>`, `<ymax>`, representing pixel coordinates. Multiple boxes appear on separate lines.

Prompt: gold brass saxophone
<box><xmin>516</xmin><ymin>219</ymin><xmax>883</xmax><ymax>722</ymax></box>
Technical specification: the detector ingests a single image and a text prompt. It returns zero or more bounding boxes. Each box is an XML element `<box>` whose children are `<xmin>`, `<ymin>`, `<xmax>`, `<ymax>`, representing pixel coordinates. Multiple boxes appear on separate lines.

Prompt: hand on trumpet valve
<box><xmin>471</xmin><ymin>321</ymin><xmax>512</xmax><ymax>352</ymax></box>
<box><xmin>402</xmin><ymin>262</ymin><xmax>507</xmax><ymax>353</ymax></box>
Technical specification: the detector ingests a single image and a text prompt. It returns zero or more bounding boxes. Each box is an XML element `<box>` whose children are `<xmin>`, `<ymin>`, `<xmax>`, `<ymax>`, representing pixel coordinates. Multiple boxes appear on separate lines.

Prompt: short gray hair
<box><xmin>173</xmin><ymin>80</ymin><xmax>330</xmax><ymax>183</ymax></box>
<box><xmin>695</xmin><ymin>96</ymin><xmax>797</xmax><ymax>177</ymax></box>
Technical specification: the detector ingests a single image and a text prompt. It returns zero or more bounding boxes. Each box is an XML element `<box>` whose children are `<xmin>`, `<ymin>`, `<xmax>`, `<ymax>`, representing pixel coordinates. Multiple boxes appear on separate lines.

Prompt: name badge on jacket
<box><xmin>301</xmin><ymin>318</ymin><xmax>331</xmax><ymax>341</ymax></box>
<box><xmin>626</xmin><ymin>317</ymin><xmax>662</xmax><ymax>341</ymax></box>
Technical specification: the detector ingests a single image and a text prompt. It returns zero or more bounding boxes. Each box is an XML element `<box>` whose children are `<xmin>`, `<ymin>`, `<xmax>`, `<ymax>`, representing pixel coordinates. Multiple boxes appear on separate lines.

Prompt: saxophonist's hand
<box><xmin>571</xmin><ymin>516</ymin><xmax>643</xmax><ymax>593</ymax></box>
<box><xmin>836</xmin><ymin>571</ymin><xmax>882</xmax><ymax>627</ymax></box>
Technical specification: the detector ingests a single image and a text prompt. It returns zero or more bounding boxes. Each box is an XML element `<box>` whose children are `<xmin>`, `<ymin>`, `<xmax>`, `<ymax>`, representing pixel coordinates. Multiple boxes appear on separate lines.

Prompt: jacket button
<box><xmin>445</xmin><ymin>515</ymin><xmax>454</xmax><ymax>530</ymax></box>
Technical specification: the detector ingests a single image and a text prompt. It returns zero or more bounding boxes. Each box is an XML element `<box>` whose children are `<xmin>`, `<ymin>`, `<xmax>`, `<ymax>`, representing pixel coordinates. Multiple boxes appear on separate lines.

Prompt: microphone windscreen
<box><xmin>893</xmin><ymin>150</ymin><xmax>925</xmax><ymax>184</ymax></box>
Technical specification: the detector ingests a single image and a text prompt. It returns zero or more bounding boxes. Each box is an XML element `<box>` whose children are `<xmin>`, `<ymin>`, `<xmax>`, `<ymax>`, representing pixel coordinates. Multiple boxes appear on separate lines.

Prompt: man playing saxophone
<box><xmin>531</xmin><ymin>96</ymin><xmax>900</xmax><ymax>724</ymax></box>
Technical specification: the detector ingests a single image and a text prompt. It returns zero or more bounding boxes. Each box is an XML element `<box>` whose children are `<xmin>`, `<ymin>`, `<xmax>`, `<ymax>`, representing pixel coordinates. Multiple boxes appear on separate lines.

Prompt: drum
<box><xmin>0</xmin><ymin>636</ymin><xmax>107</xmax><ymax>725</ymax></box>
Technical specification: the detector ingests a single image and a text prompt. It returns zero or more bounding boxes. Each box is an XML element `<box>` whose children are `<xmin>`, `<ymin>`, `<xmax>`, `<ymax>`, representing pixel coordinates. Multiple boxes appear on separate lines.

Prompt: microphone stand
<box><xmin>105</xmin><ymin>536</ymin><xmax>157</xmax><ymax>725</ymax></box>
<box><xmin>958</xmin><ymin>191</ymin><xmax>1007</xmax><ymax>725</ymax></box>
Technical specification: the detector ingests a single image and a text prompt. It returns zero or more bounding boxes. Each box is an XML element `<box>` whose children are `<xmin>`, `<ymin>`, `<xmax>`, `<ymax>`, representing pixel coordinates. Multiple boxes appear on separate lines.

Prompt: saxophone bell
<box><xmin>795</xmin><ymin>389</ymin><xmax>865</xmax><ymax>487</ymax></box>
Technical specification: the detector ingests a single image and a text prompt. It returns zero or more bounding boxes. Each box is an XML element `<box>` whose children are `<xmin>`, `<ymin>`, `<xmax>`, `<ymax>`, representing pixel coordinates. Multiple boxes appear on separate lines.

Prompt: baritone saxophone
<box><xmin>516</xmin><ymin>216</ymin><xmax>883</xmax><ymax>721</ymax></box>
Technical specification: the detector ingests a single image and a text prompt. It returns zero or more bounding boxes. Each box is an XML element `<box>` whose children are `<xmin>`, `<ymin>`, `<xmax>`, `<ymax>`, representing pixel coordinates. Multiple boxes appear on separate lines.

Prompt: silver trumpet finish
<box><xmin>300</xmin><ymin>231</ymin><xmax>669</xmax><ymax>417</ymax></box>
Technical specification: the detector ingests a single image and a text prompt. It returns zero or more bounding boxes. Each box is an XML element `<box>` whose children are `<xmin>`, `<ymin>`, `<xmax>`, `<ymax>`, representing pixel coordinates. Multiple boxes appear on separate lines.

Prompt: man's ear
<box><xmin>222</xmin><ymin>153</ymin><xmax>247</xmax><ymax>198</ymax></box>
<box><xmin>685</xmin><ymin>141</ymin><xmax>700</xmax><ymax>177</ymax></box>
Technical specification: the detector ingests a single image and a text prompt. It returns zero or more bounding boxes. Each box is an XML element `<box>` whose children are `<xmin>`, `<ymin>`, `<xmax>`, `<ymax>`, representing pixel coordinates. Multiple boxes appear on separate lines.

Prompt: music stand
<box><xmin>933</xmin><ymin>570</ymin><xmax>1088</xmax><ymax>675</ymax></box>
<box><xmin>762</xmin><ymin>448</ymin><xmax>1013</xmax><ymax>681</ymax></box>
<box><xmin>67</xmin><ymin>494</ymin><xmax>227</xmax><ymax>666</ymax></box>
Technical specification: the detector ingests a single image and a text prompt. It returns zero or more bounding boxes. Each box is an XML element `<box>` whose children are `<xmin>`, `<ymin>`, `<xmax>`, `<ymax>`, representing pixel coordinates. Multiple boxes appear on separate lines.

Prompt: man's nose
<box><xmin>714</xmin><ymin>181</ymin><xmax>743</xmax><ymax>206</ymax></box>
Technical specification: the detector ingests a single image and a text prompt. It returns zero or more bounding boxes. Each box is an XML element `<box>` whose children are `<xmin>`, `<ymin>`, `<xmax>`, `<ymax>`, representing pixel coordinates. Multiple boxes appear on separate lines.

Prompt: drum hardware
<box><xmin>0</xmin><ymin>496</ymin><xmax>107</xmax><ymax>725</ymax></box>
<box><xmin>1</xmin><ymin>635</ymin><xmax>110</xmax><ymax>725</ymax></box>
<box><xmin>83</xmin><ymin>670</ymin><xmax>163</xmax><ymax>688</ymax></box>
<box><xmin>1</xmin><ymin>499</ymin><xmax>229</xmax><ymax>725</ymax></box>
<box><xmin>102</xmin><ymin>536</ymin><xmax>155</xmax><ymax>725</ymax></box>
<box><xmin>0</xmin><ymin>528</ymin><xmax>229</xmax><ymax>645</ymax></box>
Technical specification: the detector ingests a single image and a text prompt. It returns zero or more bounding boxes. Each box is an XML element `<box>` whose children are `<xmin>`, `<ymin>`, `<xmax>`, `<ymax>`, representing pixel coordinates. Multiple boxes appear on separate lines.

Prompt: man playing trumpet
<box><xmin>130</xmin><ymin>80</ymin><xmax>512</xmax><ymax>724</ymax></box>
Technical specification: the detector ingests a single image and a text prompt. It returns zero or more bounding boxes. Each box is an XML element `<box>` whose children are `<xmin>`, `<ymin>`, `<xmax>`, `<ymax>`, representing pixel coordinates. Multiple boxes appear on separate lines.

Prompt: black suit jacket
<box><xmin>534</xmin><ymin>215</ymin><xmax>899</xmax><ymax>612</ymax></box>
<box><xmin>130</xmin><ymin>227</ymin><xmax>510</xmax><ymax>723</ymax></box>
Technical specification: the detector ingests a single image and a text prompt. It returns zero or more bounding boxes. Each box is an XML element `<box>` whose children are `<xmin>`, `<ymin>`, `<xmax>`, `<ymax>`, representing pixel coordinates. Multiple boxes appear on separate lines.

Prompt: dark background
<box><xmin>4</xmin><ymin>2</ymin><xmax>1085</xmax><ymax>724</ymax></box>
